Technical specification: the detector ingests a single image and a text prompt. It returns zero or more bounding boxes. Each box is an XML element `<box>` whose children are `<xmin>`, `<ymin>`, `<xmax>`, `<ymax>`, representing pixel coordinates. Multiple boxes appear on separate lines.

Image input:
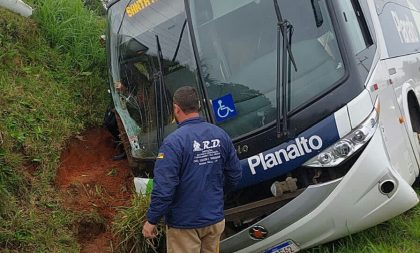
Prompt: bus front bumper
<box><xmin>225</xmin><ymin>128</ymin><xmax>419</xmax><ymax>252</ymax></box>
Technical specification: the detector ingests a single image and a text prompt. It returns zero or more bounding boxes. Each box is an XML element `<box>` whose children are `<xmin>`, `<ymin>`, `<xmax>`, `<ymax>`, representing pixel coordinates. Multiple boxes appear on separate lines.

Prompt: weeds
<box><xmin>84</xmin><ymin>0</ymin><xmax>107</xmax><ymax>16</ymax></box>
<box><xmin>303</xmin><ymin>189</ymin><xmax>420</xmax><ymax>253</ymax></box>
<box><xmin>0</xmin><ymin>0</ymin><xmax>108</xmax><ymax>251</ymax></box>
<box><xmin>74</xmin><ymin>209</ymin><xmax>107</xmax><ymax>240</ymax></box>
<box><xmin>28</xmin><ymin>0</ymin><xmax>106</xmax><ymax>71</ymax></box>
<box><xmin>107</xmin><ymin>167</ymin><xmax>119</xmax><ymax>176</ymax></box>
<box><xmin>113</xmin><ymin>193</ymin><xmax>165</xmax><ymax>253</ymax></box>
<box><xmin>0</xmin><ymin>1</ymin><xmax>419</xmax><ymax>252</ymax></box>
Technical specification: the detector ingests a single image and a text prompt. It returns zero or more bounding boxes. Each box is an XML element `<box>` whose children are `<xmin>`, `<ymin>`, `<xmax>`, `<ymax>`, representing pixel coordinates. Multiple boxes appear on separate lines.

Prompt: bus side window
<box><xmin>337</xmin><ymin>0</ymin><xmax>373</xmax><ymax>55</ymax></box>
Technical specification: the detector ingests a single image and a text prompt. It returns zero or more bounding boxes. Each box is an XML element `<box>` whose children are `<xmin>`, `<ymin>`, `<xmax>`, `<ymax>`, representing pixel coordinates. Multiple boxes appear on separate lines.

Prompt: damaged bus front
<box><xmin>106</xmin><ymin>0</ymin><xmax>419</xmax><ymax>252</ymax></box>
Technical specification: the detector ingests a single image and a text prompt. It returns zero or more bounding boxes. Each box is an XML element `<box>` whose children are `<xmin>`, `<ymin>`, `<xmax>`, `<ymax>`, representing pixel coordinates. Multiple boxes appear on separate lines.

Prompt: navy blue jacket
<box><xmin>147</xmin><ymin>117</ymin><xmax>242</xmax><ymax>228</ymax></box>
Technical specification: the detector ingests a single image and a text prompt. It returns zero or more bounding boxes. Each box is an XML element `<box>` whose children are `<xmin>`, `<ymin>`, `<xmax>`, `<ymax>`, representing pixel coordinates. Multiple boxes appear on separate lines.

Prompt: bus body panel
<box><xmin>227</xmin><ymin>129</ymin><xmax>419</xmax><ymax>252</ymax></box>
<box><xmin>221</xmin><ymin>179</ymin><xmax>342</xmax><ymax>252</ymax></box>
<box><xmin>105</xmin><ymin>0</ymin><xmax>420</xmax><ymax>252</ymax></box>
<box><xmin>346</xmin><ymin>90</ymin><xmax>373</xmax><ymax>129</ymax></box>
<box><xmin>363</xmin><ymin>58</ymin><xmax>418</xmax><ymax>185</ymax></box>
<box><xmin>219</xmin><ymin>1</ymin><xmax>420</xmax><ymax>250</ymax></box>
<box><xmin>383</xmin><ymin>56</ymin><xmax>420</xmax><ymax>183</ymax></box>
<box><xmin>371</xmin><ymin>0</ymin><xmax>420</xmax><ymax>184</ymax></box>
<box><xmin>333</xmin><ymin>105</ymin><xmax>352</xmax><ymax>138</ymax></box>
<box><xmin>237</xmin><ymin>115</ymin><xmax>340</xmax><ymax>190</ymax></box>
<box><xmin>400</xmin><ymin>81</ymin><xmax>420</xmax><ymax>177</ymax></box>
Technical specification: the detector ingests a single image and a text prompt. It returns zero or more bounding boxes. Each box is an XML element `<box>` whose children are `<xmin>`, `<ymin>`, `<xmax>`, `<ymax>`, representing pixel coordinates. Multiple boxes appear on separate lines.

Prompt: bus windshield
<box><xmin>188</xmin><ymin>0</ymin><xmax>345</xmax><ymax>139</ymax></box>
<box><xmin>107</xmin><ymin>0</ymin><xmax>203</xmax><ymax>157</ymax></box>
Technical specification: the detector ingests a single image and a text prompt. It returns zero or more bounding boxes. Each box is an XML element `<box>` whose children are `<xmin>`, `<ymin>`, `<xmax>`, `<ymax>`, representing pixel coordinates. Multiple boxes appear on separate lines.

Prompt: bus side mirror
<box><xmin>311</xmin><ymin>0</ymin><xmax>324</xmax><ymax>27</ymax></box>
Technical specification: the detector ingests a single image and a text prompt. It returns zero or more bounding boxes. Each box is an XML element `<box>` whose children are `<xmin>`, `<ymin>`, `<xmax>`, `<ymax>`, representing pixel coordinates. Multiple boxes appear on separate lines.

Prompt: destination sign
<box><xmin>126</xmin><ymin>0</ymin><xmax>158</xmax><ymax>17</ymax></box>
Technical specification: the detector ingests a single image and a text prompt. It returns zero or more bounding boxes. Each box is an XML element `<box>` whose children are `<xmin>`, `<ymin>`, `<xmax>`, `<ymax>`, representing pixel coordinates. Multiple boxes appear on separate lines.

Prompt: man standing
<box><xmin>142</xmin><ymin>86</ymin><xmax>242</xmax><ymax>253</ymax></box>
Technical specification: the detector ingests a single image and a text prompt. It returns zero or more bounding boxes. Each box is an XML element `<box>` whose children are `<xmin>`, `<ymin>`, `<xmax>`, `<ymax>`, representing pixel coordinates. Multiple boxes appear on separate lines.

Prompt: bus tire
<box><xmin>407</xmin><ymin>91</ymin><xmax>420</xmax><ymax>184</ymax></box>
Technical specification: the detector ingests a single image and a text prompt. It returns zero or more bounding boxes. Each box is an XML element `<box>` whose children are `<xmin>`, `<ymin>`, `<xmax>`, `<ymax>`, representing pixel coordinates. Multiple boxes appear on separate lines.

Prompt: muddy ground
<box><xmin>56</xmin><ymin>128</ymin><xmax>133</xmax><ymax>253</ymax></box>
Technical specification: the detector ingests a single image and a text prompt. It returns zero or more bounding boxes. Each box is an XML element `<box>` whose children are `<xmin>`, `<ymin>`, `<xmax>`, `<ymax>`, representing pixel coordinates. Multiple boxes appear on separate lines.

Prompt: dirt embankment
<box><xmin>56</xmin><ymin>128</ymin><xmax>133</xmax><ymax>253</ymax></box>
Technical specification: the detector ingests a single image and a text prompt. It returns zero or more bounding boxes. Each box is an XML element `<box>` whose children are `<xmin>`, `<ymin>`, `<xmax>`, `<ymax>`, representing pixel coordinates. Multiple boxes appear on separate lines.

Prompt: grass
<box><xmin>28</xmin><ymin>0</ymin><xmax>106</xmax><ymax>71</ymax></box>
<box><xmin>112</xmin><ymin>193</ymin><xmax>165</xmax><ymax>253</ymax></box>
<box><xmin>113</xmin><ymin>190</ymin><xmax>418</xmax><ymax>253</ymax></box>
<box><xmin>303</xmin><ymin>188</ymin><xmax>420</xmax><ymax>253</ymax></box>
<box><xmin>0</xmin><ymin>0</ymin><xmax>108</xmax><ymax>251</ymax></box>
<box><xmin>0</xmin><ymin>0</ymin><xmax>419</xmax><ymax>252</ymax></box>
<box><xmin>83</xmin><ymin>0</ymin><xmax>107</xmax><ymax>16</ymax></box>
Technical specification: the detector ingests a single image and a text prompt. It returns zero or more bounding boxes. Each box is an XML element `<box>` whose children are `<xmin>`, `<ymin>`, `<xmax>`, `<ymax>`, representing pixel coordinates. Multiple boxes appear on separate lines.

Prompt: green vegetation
<box><xmin>303</xmin><ymin>190</ymin><xmax>420</xmax><ymax>253</ymax></box>
<box><xmin>0</xmin><ymin>0</ymin><xmax>419</xmax><ymax>252</ymax></box>
<box><xmin>31</xmin><ymin>0</ymin><xmax>106</xmax><ymax>71</ymax></box>
<box><xmin>115</xmin><ymin>192</ymin><xmax>418</xmax><ymax>253</ymax></box>
<box><xmin>112</xmin><ymin>193</ymin><xmax>165</xmax><ymax>253</ymax></box>
<box><xmin>0</xmin><ymin>0</ymin><xmax>108</xmax><ymax>251</ymax></box>
<box><xmin>83</xmin><ymin>0</ymin><xmax>107</xmax><ymax>16</ymax></box>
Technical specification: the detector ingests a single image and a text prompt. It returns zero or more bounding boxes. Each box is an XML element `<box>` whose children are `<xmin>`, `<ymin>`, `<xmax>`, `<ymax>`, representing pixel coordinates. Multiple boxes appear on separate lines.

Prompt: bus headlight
<box><xmin>352</xmin><ymin>130</ymin><xmax>366</xmax><ymax>143</ymax></box>
<box><xmin>304</xmin><ymin>98</ymin><xmax>379</xmax><ymax>167</ymax></box>
<box><xmin>334</xmin><ymin>140</ymin><xmax>353</xmax><ymax>157</ymax></box>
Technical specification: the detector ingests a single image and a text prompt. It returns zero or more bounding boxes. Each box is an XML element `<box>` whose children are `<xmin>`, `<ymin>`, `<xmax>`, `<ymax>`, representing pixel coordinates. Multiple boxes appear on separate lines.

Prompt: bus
<box><xmin>105</xmin><ymin>0</ymin><xmax>420</xmax><ymax>252</ymax></box>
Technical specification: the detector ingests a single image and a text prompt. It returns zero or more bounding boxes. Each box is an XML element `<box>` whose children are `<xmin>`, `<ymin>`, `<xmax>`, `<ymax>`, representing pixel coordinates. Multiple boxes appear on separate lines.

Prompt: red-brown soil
<box><xmin>56</xmin><ymin>128</ymin><xmax>133</xmax><ymax>253</ymax></box>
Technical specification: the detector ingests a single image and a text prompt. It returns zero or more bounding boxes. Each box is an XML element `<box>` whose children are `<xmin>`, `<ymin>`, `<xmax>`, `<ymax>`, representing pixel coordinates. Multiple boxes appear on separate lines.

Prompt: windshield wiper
<box><xmin>172</xmin><ymin>19</ymin><xmax>187</xmax><ymax>62</ymax></box>
<box><xmin>273</xmin><ymin>0</ymin><xmax>297</xmax><ymax>138</ymax></box>
<box><xmin>117</xmin><ymin>0</ymin><xmax>134</xmax><ymax>34</ymax></box>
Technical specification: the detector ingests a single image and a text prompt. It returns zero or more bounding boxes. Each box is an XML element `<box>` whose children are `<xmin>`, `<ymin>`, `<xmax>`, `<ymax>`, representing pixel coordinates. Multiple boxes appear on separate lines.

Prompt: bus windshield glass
<box><xmin>189</xmin><ymin>0</ymin><xmax>345</xmax><ymax>138</ymax></box>
<box><xmin>107</xmin><ymin>0</ymin><xmax>203</xmax><ymax>157</ymax></box>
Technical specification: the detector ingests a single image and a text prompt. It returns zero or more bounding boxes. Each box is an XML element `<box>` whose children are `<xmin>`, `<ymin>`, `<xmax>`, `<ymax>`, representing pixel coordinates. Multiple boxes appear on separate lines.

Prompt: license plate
<box><xmin>265</xmin><ymin>240</ymin><xmax>300</xmax><ymax>253</ymax></box>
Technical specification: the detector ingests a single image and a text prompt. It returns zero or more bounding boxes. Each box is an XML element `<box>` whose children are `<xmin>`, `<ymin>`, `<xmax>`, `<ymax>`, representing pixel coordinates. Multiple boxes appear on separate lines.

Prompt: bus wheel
<box><xmin>407</xmin><ymin>92</ymin><xmax>420</xmax><ymax>185</ymax></box>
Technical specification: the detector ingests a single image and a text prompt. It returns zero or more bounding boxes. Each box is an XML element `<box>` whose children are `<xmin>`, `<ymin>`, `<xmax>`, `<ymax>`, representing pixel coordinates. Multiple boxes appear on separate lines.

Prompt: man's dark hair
<box><xmin>173</xmin><ymin>86</ymin><xmax>200</xmax><ymax>114</ymax></box>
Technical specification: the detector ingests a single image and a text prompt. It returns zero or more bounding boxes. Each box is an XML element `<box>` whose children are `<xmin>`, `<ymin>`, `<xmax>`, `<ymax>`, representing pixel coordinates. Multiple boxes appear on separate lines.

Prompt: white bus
<box><xmin>105</xmin><ymin>0</ymin><xmax>420</xmax><ymax>252</ymax></box>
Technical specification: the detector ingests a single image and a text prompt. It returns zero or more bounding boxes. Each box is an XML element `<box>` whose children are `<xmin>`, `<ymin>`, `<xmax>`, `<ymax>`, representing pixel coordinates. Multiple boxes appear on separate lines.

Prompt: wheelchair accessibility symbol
<box><xmin>217</xmin><ymin>100</ymin><xmax>234</xmax><ymax>118</ymax></box>
<box><xmin>212</xmin><ymin>93</ymin><xmax>237</xmax><ymax>123</ymax></box>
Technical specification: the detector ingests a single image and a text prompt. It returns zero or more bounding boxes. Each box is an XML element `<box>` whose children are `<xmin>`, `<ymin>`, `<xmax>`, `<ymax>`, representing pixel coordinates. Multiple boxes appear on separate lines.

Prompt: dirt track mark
<box><xmin>56</xmin><ymin>128</ymin><xmax>133</xmax><ymax>253</ymax></box>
